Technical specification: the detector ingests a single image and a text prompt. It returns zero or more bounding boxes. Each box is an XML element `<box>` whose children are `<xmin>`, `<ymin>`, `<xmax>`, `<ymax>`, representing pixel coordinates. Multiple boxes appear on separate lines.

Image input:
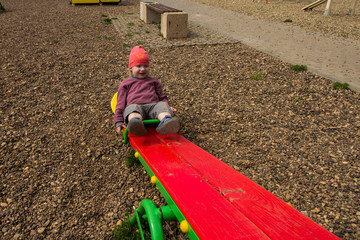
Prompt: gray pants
<box><xmin>123</xmin><ymin>102</ymin><xmax>173</xmax><ymax>124</ymax></box>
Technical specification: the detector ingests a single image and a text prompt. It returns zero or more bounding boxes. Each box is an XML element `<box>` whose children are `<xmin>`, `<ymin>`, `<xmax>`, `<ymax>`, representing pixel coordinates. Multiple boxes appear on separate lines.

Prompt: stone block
<box><xmin>161</xmin><ymin>12</ymin><xmax>188</xmax><ymax>39</ymax></box>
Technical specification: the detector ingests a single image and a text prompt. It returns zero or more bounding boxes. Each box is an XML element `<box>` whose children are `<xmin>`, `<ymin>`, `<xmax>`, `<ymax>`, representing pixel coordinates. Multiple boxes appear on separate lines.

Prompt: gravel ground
<box><xmin>0</xmin><ymin>0</ymin><xmax>359</xmax><ymax>239</ymax></box>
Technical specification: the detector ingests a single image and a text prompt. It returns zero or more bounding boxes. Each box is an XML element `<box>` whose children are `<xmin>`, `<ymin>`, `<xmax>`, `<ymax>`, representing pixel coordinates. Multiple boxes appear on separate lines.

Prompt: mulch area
<box><xmin>0</xmin><ymin>0</ymin><xmax>359</xmax><ymax>239</ymax></box>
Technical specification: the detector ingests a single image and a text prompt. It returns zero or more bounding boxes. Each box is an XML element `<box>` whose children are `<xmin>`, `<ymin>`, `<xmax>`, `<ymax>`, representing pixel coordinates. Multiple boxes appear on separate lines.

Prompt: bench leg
<box><xmin>161</xmin><ymin>12</ymin><xmax>188</xmax><ymax>39</ymax></box>
<box><xmin>144</xmin><ymin>4</ymin><xmax>162</xmax><ymax>24</ymax></box>
<box><xmin>140</xmin><ymin>1</ymin><xmax>158</xmax><ymax>22</ymax></box>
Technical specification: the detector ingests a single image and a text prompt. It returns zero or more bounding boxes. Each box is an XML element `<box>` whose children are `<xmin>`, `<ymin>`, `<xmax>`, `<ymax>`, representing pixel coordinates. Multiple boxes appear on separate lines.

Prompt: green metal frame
<box><xmin>130</xmin><ymin>199</ymin><xmax>176</xmax><ymax>240</ymax></box>
<box><xmin>129</xmin><ymin>150</ymin><xmax>200</xmax><ymax>240</ymax></box>
<box><xmin>122</xmin><ymin>119</ymin><xmax>160</xmax><ymax>143</ymax></box>
<box><xmin>121</xmin><ymin>119</ymin><xmax>199</xmax><ymax>239</ymax></box>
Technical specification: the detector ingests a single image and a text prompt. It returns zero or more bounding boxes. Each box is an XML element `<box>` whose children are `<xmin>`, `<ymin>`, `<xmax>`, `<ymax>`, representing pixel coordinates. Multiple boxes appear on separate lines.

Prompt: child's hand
<box><xmin>116</xmin><ymin>126</ymin><xmax>122</xmax><ymax>135</ymax></box>
<box><xmin>171</xmin><ymin>107</ymin><xmax>177</xmax><ymax>115</ymax></box>
<box><xmin>116</xmin><ymin>124</ymin><xmax>127</xmax><ymax>135</ymax></box>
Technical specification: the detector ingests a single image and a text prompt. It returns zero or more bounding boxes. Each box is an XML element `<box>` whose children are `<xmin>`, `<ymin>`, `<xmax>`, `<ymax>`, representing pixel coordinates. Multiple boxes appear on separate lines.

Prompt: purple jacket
<box><xmin>114</xmin><ymin>77</ymin><xmax>170</xmax><ymax>124</ymax></box>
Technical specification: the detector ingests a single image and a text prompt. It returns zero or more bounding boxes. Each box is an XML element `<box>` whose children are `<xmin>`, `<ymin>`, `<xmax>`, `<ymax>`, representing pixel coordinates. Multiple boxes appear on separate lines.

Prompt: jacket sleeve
<box><xmin>114</xmin><ymin>83</ymin><xmax>127</xmax><ymax>125</ymax></box>
<box><xmin>154</xmin><ymin>79</ymin><xmax>170</xmax><ymax>105</ymax></box>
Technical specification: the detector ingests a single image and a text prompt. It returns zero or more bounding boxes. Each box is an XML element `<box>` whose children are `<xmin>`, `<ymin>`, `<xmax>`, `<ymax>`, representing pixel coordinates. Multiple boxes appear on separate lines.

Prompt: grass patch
<box><xmin>333</xmin><ymin>82</ymin><xmax>350</xmax><ymax>90</ymax></box>
<box><xmin>104</xmin><ymin>18</ymin><xmax>112</xmax><ymax>24</ymax></box>
<box><xmin>123</xmin><ymin>43</ymin><xmax>129</xmax><ymax>47</ymax></box>
<box><xmin>101</xmin><ymin>14</ymin><xmax>108</xmax><ymax>17</ymax></box>
<box><xmin>145</xmin><ymin>30</ymin><xmax>150</xmax><ymax>34</ymax></box>
<box><xmin>113</xmin><ymin>218</ymin><xmax>142</xmax><ymax>240</ymax></box>
<box><xmin>290</xmin><ymin>64</ymin><xmax>307</xmax><ymax>72</ymax></box>
<box><xmin>0</xmin><ymin>2</ymin><xmax>5</xmax><ymax>11</ymax></box>
<box><xmin>53</xmin><ymin>40</ymin><xmax>59</xmax><ymax>44</ymax></box>
<box><xmin>250</xmin><ymin>72</ymin><xmax>263</xmax><ymax>80</ymax></box>
<box><xmin>284</xmin><ymin>19</ymin><xmax>293</xmax><ymax>23</ymax></box>
<box><xmin>153</xmin><ymin>22</ymin><xmax>161</xmax><ymax>29</ymax></box>
<box><xmin>127</xmin><ymin>22</ymin><xmax>135</xmax><ymax>27</ymax></box>
<box><xmin>125</xmin><ymin>150</ymin><xmax>140</xmax><ymax>168</ymax></box>
<box><xmin>105</xmin><ymin>36</ymin><xmax>113</xmax><ymax>40</ymax></box>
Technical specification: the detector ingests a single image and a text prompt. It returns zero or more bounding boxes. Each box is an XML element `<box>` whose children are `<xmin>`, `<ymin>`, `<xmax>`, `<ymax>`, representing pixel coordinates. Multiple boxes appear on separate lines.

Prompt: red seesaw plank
<box><xmin>128</xmin><ymin>130</ymin><xmax>270</xmax><ymax>239</ymax></box>
<box><xmin>151</xmin><ymin>129</ymin><xmax>340</xmax><ymax>240</ymax></box>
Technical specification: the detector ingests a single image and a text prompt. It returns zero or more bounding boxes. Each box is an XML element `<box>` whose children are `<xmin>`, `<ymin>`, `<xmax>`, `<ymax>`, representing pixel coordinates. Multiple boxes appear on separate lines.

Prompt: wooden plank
<box><xmin>302</xmin><ymin>0</ymin><xmax>327</xmax><ymax>10</ymax></box>
<box><xmin>349</xmin><ymin>0</ymin><xmax>358</xmax><ymax>15</ymax></box>
<box><xmin>151</xmin><ymin>129</ymin><xmax>340</xmax><ymax>240</ymax></box>
<box><xmin>147</xmin><ymin>3</ymin><xmax>182</xmax><ymax>14</ymax></box>
<box><xmin>323</xmin><ymin>0</ymin><xmax>332</xmax><ymax>16</ymax></box>
<box><xmin>128</xmin><ymin>131</ymin><xmax>271</xmax><ymax>239</ymax></box>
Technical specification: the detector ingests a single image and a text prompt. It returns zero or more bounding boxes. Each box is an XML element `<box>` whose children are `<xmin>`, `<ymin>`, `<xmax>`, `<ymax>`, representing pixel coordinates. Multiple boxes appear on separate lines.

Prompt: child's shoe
<box><xmin>156</xmin><ymin>116</ymin><xmax>180</xmax><ymax>135</ymax></box>
<box><xmin>127</xmin><ymin>117</ymin><xmax>147</xmax><ymax>137</ymax></box>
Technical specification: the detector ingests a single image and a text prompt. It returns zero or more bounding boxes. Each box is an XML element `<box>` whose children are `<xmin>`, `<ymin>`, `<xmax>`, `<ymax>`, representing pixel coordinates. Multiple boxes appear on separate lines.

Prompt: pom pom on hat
<box><xmin>128</xmin><ymin>46</ymin><xmax>150</xmax><ymax>69</ymax></box>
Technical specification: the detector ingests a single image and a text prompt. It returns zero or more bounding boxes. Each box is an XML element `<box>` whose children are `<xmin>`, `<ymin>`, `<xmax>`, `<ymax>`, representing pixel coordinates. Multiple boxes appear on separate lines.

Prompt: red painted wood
<box><xmin>150</xmin><ymin>129</ymin><xmax>340</xmax><ymax>240</ymax></box>
<box><xmin>128</xmin><ymin>131</ymin><xmax>270</xmax><ymax>239</ymax></box>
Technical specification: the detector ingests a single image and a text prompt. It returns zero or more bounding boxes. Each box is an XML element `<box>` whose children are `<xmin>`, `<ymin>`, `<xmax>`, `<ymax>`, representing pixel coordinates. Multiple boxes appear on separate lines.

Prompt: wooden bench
<box><xmin>140</xmin><ymin>2</ymin><xmax>188</xmax><ymax>39</ymax></box>
<box><xmin>126</xmin><ymin>128</ymin><xmax>340</xmax><ymax>239</ymax></box>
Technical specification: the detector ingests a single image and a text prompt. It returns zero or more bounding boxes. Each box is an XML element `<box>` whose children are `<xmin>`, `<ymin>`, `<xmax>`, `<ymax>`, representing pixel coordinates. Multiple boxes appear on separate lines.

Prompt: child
<box><xmin>114</xmin><ymin>46</ymin><xmax>180</xmax><ymax>137</ymax></box>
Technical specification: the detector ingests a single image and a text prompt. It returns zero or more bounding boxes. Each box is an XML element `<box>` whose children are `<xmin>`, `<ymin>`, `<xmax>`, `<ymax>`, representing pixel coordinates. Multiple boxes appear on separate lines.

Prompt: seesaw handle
<box><xmin>122</xmin><ymin>119</ymin><xmax>161</xmax><ymax>143</ymax></box>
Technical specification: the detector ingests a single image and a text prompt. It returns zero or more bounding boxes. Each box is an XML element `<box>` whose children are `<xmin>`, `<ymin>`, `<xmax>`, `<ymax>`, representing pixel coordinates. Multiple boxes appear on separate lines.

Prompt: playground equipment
<box><xmin>111</xmin><ymin>94</ymin><xmax>341</xmax><ymax>239</ymax></box>
<box><xmin>253</xmin><ymin>0</ymin><xmax>302</xmax><ymax>4</ymax></box>
<box><xmin>303</xmin><ymin>0</ymin><xmax>327</xmax><ymax>11</ymax></box>
<box><xmin>349</xmin><ymin>0</ymin><xmax>358</xmax><ymax>15</ymax></box>
<box><xmin>303</xmin><ymin>0</ymin><xmax>358</xmax><ymax>16</ymax></box>
<box><xmin>72</xmin><ymin>0</ymin><xmax>99</xmax><ymax>4</ymax></box>
<box><xmin>71</xmin><ymin>0</ymin><xmax>121</xmax><ymax>5</ymax></box>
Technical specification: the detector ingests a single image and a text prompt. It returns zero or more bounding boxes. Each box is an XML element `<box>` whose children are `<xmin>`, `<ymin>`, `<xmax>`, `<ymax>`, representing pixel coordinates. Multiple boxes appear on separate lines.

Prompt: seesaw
<box><xmin>302</xmin><ymin>0</ymin><xmax>327</xmax><ymax>11</ymax></box>
<box><xmin>71</xmin><ymin>0</ymin><xmax>121</xmax><ymax>5</ymax></box>
<box><xmin>111</xmin><ymin>93</ymin><xmax>340</xmax><ymax>239</ymax></box>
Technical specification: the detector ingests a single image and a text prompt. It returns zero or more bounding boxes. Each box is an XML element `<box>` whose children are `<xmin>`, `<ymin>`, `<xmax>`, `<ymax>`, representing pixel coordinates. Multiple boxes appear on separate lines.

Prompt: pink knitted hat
<box><xmin>128</xmin><ymin>46</ymin><xmax>150</xmax><ymax>69</ymax></box>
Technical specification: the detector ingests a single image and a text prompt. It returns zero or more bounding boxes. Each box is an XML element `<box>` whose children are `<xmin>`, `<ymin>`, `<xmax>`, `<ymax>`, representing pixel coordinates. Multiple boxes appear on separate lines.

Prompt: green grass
<box><xmin>290</xmin><ymin>64</ymin><xmax>307</xmax><ymax>72</ymax></box>
<box><xmin>250</xmin><ymin>72</ymin><xmax>263</xmax><ymax>80</ymax></box>
<box><xmin>153</xmin><ymin>22</ymin><xmax>161</xmax><ymax>29</ymax></box>
<box><xmin>53</xmin><ymin>40</ymin><xmax>59</xmax><ymax>44</ymax></box>
<box><xmin>125</xmin><ymin>150</ymin><xmax>140</xmax><ymax>167</ymax></box>
<box><xmin>113</xmin><ymin>218</ymin><xmax>142</xmax><ymax>240</ymax></box>
<box><xmin>0</xmin><ymin>2</ymin><xmax>5</xmax><ymax>11</ymax></box>
<box><xmin>127</xmin><ymin>22</ymin><xmax>135</xmax><ymax>27</ymax></box>
<box><xmin>104</xmin><ymin>18</ymin><xmax>112</xmax><ymax>24</ymax></box>
<box><xmin>284</xmin><ymin>19</ymin><xmax>293</xmax><ymax>23</ymax></box>
<box><xmin>333</xmin><ymin>82</ymin><xmax>350</xmax><ymax>90</ymax></box>
<box><xmin>105</xmin><ymin>36</ymin><xmax>113</xmax><ymax>40</ymax></box>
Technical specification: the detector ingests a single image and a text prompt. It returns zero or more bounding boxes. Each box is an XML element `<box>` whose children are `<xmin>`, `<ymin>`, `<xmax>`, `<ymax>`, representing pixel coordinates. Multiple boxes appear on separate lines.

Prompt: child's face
<box><xmin>131</xmin><ymin>65</ymin><xmax>149</xmax><ymax>79</ymax></box>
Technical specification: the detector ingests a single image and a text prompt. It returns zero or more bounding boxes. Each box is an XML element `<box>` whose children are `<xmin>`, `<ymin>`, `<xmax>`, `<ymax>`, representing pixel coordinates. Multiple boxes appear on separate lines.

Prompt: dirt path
<box><xmin>157</xmin><ymin>0</ymin><xmax>360</xmax><ymax>91</ymax></box>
